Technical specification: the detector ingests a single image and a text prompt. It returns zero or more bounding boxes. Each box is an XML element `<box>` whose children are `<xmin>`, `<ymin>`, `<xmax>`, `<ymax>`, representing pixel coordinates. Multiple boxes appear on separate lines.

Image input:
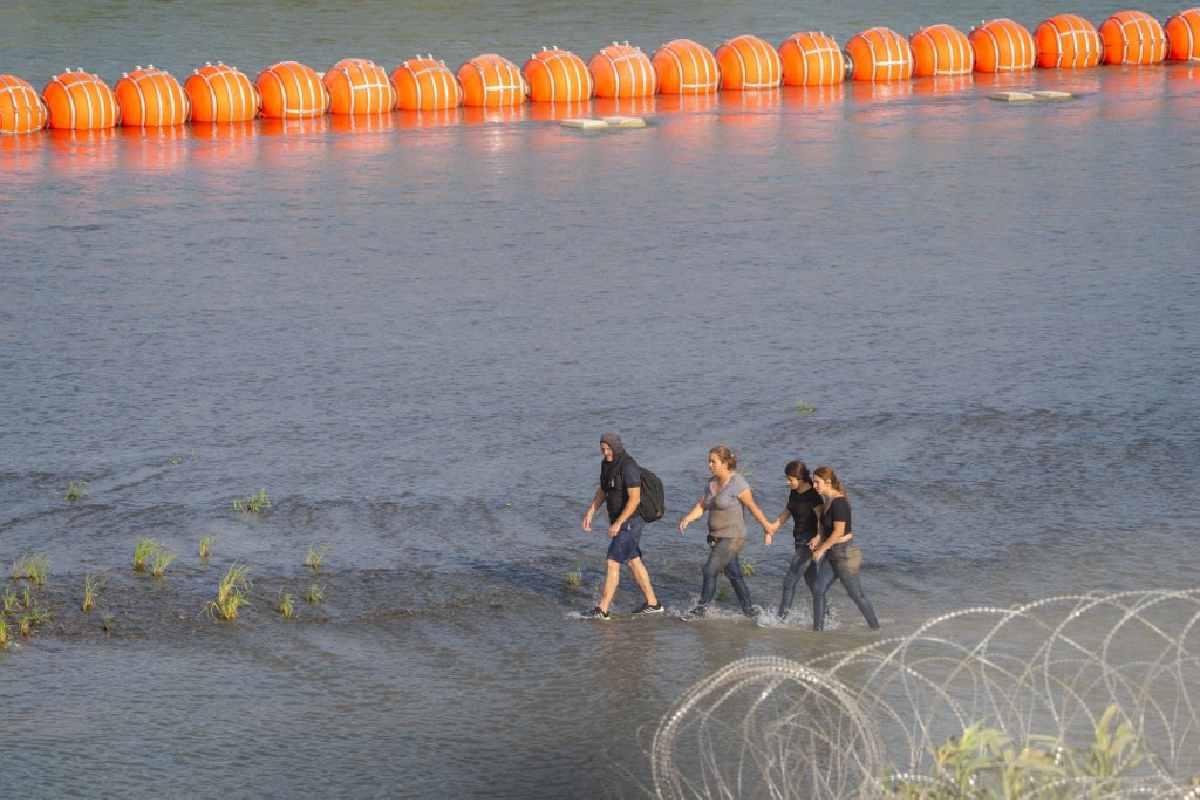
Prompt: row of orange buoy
<box><xmin>2</xmin><ymin>8</ymin><xmax>1199</xmax><ymax>135</ymax></box>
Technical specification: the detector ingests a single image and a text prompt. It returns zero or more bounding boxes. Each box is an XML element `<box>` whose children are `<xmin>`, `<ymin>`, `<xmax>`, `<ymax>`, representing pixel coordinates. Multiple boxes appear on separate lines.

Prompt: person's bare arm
<box><xmin>582</xmin><ymin>486</ymin><xmax>606</xmax><ymax>531</ymax></box>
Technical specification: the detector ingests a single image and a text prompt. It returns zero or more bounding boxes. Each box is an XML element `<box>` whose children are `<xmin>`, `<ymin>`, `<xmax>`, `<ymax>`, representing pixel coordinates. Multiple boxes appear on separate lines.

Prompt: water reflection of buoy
<box><xmin>391</xmin><ymin>56</ymin><xmax>462</xmax><ymax>111</ymax></box>
<box><xmin>779</xmin><ymin>32</ymin><xmax>845</xmax><ymax>86</ymax></box>
<box><xmin>589</xmin><ymin>42</ymin><xmax>656</xmax><ymax>98</ymax></box>
<box><xmin>715</xmin><ymin>34</ymin><xmax>783</xmax><ymax>90</ymax></box>
<box><xmin>256</xmin><ymin>61</ymin><xmax>329</xmax><ymax>118</ymax></box>
<box><xmin>1165</xmin><ymin>8</ymin><xmax>1200</xmax><ymax>61</ymax></box>
<box><xmin>592</xmin><ymin>95</ymin><xmax>656</xmax><ymax>117</ymax></box>
<box><xmin>652</xmin><ymin>39</ymin><xmax>719</xmax><ymax>94</ymax></box>
<box><xmin>1100</xmin><ymin>11</ymin><xmax>1167</xmax><ymax>64</ymax></box>
<box><xmin>458</xmin><ymin>53</ymin><xmax>526</xmax><ymax>107</ymax></box>
<box><xmin>1</xmin><ymin>74</ymin><xmax>48</xmax><ymax>134</ymax></box>
<box><xmin>185</xmin><ymin>63</ymin><xmax>259</xmax><ymax>122</ymax></box>
<box><xmin>846</xmin><ymin>27</ymin><xmax>914</xmax><ymax>81</ymax></box>
<box><xmin>526</xmin><ymin>100</ymin><xmax>591</xmax><ymax>121</ymax></box>
<box><xmin>969</xmin><ymin>19</ymin><xmax>1036</xmax><ymax>72</ymax></box>
<box><xmin>43</xmin><ymin>69</ymin><xmax>119</xmax><ymax>129</ymax></box>
<box><xmin>115</xmin><ymin>66</ymin><xmax>189</xmax><ymax>126</ymax></box>
<box><xmin>523</xmin><ymin>47</ymin><xmax>592</xmax><ymax>102</ymax></box>
<box><xmin>910</xmin><ymin>24</ymin><xmax>973</xmax><ymax>76</ymax></box>
<box><xmin>1035</xmin><ymin>14</ymin><xmax>1103</xmax><ymax>68</ymax></box>
<box><xmin>324</xmin><ymin>58</ymin><xmax>396</xmax><ymax>114</ymax></box>
<box><xmin>119</xmin><ymin>125</ymin><xmax>188</xmax><ymax>171</ymax></box>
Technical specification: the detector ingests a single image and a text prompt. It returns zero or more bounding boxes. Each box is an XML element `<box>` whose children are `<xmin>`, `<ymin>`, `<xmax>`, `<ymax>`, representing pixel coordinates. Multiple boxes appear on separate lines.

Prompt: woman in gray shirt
<box><xmin>678</xmin><ymin>445</ymin><xmax>775</xmax><ymax>618</ymax></box>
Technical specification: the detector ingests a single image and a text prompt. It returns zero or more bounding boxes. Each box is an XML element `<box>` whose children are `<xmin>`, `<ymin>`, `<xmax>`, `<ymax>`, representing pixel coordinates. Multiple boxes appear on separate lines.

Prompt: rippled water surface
<box><xmin>2</xmin><ymin>2</ymin><xmax>1199</xmax><ymax>797</ymax></box>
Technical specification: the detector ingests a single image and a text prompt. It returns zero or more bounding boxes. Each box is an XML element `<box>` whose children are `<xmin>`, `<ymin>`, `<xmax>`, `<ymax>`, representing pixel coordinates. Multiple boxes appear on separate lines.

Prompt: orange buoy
<box><xmin>651</xmin><ymin>39</ymin><xmax>719</xmax><ymax>94</ymax></box>
<box><xmin>1100</xmin><ymin>10</ymin><xmax>1167</xmax><ymax>64</ymax></box>
<box><xmin>256</xmin><ymin>61</ymin><xmax>329</xmax><ymax>118</ymax></box>
<box><xmin>1035</xmin><ymin>14</ymin><xmax>1103</xmax><ymax>68</ymax></box>
<box><xmin>846</xmin><ymin>27</ymin><xmax>914</xmax><ymax>81</ymax></box>
<box><xmin>523</xmin><ymin>47</ymin><xmax>592</xmax><ymax>102</ymax></box>
<box><xmin>324</xmin><ymin>58</ymin><xmax>396</xmax><ymax>114</ymax></box>
<box><xmin>778</xmin><ymin>32</ymin><xmax>845</xmax><ymax>86</ymax></box>
<box><xmin>969</xmin><ymin>19</ymin><xmax>1037</xmax><ymax>72</ymax></box>
<box><xmin>715</xmin><ymin>34</ymin><xmax>783</xmax><ymax>89</ymax></box>
<box><xmin>391</xmin><ymin>56</ymin><xmax>462</xmax><ymax>111</ymax></box>
<box><xmin>114</xmin><ymin>66</ymin><xmax>189</xmax><ymax>126</ymax></box>
<box><xmin>458</xmin><ymin>53</ymin><xmax>525</xmax><ymax>107</ymax></box>
<box><xmin>185</xmin><ymin>63</ymin><xmax>259</xmax><ymax>122</ymax></box>
<box><xmin>589</xmin><ymin>42</ymin><xmax>656</xmax><ymax>98</ymax></box>
<box><xmin>1166</xmin><ymin>8</ymin><xmax>1200</xmax><ymax>60</ymax></box>
<box><xmin>1</xmin><ymin>74</ymin><xmax>48</xmax><ymax>134</ymax></box>
<box><xmin>42</xmin><ymin>69</ymin><xmax>119</xmax><ymax>129</ymax></box>
<box><xmin>910</xmin><ymin>24</ymin><xmax>974</xmax><ymax>76</ymax></box>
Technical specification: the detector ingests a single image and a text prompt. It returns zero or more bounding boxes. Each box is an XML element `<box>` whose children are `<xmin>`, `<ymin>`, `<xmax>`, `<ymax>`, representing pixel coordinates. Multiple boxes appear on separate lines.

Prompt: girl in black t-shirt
<box><xmin>808</xmin><ymin>466</ymin><xmax>880</xmax><ymax>631</ymax></box>
<box><xmin>765</xmin><ymin>460</ymin><xmax>824</xmax><ymax>621</ymax></box>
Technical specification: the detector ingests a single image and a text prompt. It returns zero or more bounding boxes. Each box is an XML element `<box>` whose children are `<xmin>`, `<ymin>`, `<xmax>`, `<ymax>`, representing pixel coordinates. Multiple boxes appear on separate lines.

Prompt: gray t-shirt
<box><xmin>703</xmin><ymin>473</ymin><xmax>750</xmax><ymax>539</ymax></box>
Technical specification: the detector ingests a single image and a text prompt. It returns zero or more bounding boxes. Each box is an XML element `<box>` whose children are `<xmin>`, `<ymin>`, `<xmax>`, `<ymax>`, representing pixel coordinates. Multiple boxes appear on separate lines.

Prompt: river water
<box><xmin>2</xmin><ymin>1</ymin><xmax>1198</xmax><ymax>797</ymax></box>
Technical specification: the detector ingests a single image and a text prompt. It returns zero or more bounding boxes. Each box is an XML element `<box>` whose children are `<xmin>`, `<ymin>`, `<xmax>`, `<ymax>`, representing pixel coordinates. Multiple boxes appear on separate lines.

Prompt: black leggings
<box><xmin>699</xmin><ymin>536</ymin><xmax>752</xmax><ymax>613</ymax></box>
<box><xmin>809</xmin><ymin>545</ymin><xmax>879</xmax><ymax>631</ymax></box>
<box><xmin>778</xmin><ymin>542</ymin><xmax>814</xmax><ymax>619</ymax></box>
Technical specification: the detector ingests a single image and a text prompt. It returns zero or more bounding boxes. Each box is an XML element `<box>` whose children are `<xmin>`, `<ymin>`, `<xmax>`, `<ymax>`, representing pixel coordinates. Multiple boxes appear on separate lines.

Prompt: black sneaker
<box><xmin>683</xmin><ymin>605</ymin><xmax>708</xmax><ymax>620</ymax></box>
<box><xmin>581</xmin><ymin>606</ymin><xmax>611</xmax><ymax>620</ymax></box>
<box><xmin>632</xmin><ymin>602</ymin><xmax>664</xmax><ymax>616</ymax></box>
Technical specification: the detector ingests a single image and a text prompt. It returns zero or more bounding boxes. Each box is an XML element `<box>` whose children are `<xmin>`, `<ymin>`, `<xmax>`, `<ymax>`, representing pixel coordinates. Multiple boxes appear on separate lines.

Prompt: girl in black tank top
<box><xmin>808</xmin><ymin>467</ymin><xmax>879</xmax><ymax>631</ymax></box>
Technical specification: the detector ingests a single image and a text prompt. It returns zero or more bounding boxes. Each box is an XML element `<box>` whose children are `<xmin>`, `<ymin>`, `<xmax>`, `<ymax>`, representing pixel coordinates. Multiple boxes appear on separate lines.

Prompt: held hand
<box><xmin>764</xmin><ymin>532</ymin><xmax>774</xmax><ymax>546</ymax></box>
<box><xmin>582</xmin><ymin>510</ymin><xmax>593</xmax><ymax>532</ymax></box>
<box><xmin>678</xmin><ymin>518</ymin><xmax>689</xmax><ymax>535</ymax></box>
<box><xmin>608</xmin><ymin>521</ymin><xmax>621</xmax><ymax>539</ymax></box>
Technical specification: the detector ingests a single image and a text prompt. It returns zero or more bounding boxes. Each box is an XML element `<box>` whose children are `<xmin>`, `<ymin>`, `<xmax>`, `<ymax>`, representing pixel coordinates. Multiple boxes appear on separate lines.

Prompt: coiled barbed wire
<box><xmin>652</xmin><ymin>590</ymin><xmax>1200</xmax><ymax>799</ymax></box>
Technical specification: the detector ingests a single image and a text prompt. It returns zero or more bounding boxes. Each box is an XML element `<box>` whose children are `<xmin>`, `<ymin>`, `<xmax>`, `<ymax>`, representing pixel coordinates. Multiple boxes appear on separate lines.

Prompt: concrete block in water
<box><xmin>601</xmin><ymin>115</ymin><xmax>647</xmax><ymax>128</ymax></box>
<box><xmin>1032</xmin><ymin>90</ymin><xmax>1073</xmax><ymax>101</ymax></box>
<box><xmin>989</xmin><ymin>91</ymin><xmax>1036</xmax><ymax>102</ymax></box>
<box><xmin>561</xmin><ymin>118</ymin><xmax>609</xmax><ymax>129</ymax></box>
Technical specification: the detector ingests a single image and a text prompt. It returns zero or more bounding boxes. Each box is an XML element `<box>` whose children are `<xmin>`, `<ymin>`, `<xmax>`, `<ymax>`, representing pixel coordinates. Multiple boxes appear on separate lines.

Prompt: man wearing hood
<box><xmin>580</xmin><ymin>432</ymin><xmax>663</xmax><ymax>619</ymax></box>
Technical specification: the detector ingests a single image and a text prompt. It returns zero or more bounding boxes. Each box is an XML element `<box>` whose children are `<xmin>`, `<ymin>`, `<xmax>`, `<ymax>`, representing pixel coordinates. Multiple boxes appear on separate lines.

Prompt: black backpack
<box><xmin>637</xmin><ymin>467</ymin><xmax>665</xmax><ymax>523</ymax></box>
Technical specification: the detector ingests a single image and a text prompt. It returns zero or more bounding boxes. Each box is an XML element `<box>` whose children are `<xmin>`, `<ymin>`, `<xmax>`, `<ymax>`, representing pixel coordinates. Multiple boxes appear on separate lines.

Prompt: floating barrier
<box><xmin>910</xmin><ymin>24</ymin><xmax>974</xmax><ymax>76</ymax></box>
<box><xmin>589</xmin><ymin>42</ymin><xmax>656</xmax><ymax>98</ymax></box>
<box><xmin>257</xmin><ymin>61</ymin><xmax>329</xmax><ymax>118</ymax></box>
<box><xmin>324</xmin><ymin>58</ymin><xmax>395</xmax><ymax>115</ymax></box>
<box><xmin>391</xmin><ymin>56</ymin><xmax>461</xmax><ymax>111</ymax></box>
<box><xmin>115</xmin><ymin>66</ymin><xmax>189</xmax><ymax>127</ymax></box>
<box><xmin>970</xmin><ymin>19</ymin><xmax>1037</xmax><ymax>72</ymax></box>
<box><xmin>1035</xmin><ymin>14</ymin><xmax>1103</xmax><ymax>68</ymax></box>
<box><xmin>42</xmin><ymin>69</ymin><xmax>119</xmax><ymax>130</ymax></box>
<box><xmin>185</xmin><ymin>63</ymin><xmax>259</xmax><ymax>123</ymax></box>
<box><xmin>459</xmin><ymin>53</ymin><xmax>525</xmax><ymax>107</ymax></box>
<box><xmin>523</xmin><ymin>47</ymin><xmax>592</xmax><ymax>102</ymax></box>
<box><xmin>1165</xmin><ymin>7</ymin><xmax>1200</xmax><ymax>59</ymax></box>
<box><xmin>846</xmin><ymin>27</ymin><xmax>914</xmax><ymax>81</ymax></box>
<box><xmin>0</xmin><ymin>74</ymin><xmax>48</xmax><ymax>134</ymax></box>
<box><xmin>651</xmin><ymin>39</ymin><xmax>719</xmax><ymax>94</ymax></box>
<box><xmin>778</xmin><ymin>32</ymin><xmax>845</xmax><ymax>86</ymax></box>
<box><xmin>715</xmin><ymin>34</ymin><xmax>783</xmax><ymax>90</ymax></box>
<box><xmin>1100</xmin><ymin>10</ymin><xmax>1167</xmax><ymax>64</ymax></box>
<box><xmin>1166</xmin><ymin>7</ymin><xmax>1200</xmax><ymax>60</ymax></box>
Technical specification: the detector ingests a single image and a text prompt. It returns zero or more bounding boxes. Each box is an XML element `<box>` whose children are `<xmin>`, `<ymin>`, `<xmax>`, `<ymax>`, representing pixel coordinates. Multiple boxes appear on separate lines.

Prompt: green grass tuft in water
<box><xmin>741</xmin><ymin>560</ymin><xmax>755</xmax><ymax>577</ymax></box>
<box><xmin>132</xmin><ymin>539</ymin><xmax>159</xmax><ymax>573</ymax></box>
<box><xmin>304</xmin><ymin>584</ymin><xmax>325</xmax><ymax>605</ymax></box>
<box><xmin>82</xmin><ymin>574</ymin><xmax>101</xmax><ymax>613</ymax></box>
<box><xmin>11</xmin><ymin>553</ymin><xmax>49</xmax><ymax>587</ymax></box>
<box><xmin>198</xmin><ymin>536</ymin><xmax>214</xmax><ymax>560</ymax></box>
<box><xmin>65</xmin><ymin>480</ymin><xmax>88</xmax><ymax>502</ymax></box>
<box><xmin>304</xmin><ymin>544</ymin><xmax>329</xmax><ymax>572</ymax></box>
<box><xmin>205</xmin><ymin>564</ymin><xmax>251</xmax><ymax>621</ymax></box>
<box><xmin>795</xmin><ymin>402</ymin><xmax>817</xmax><ymax>416</ymax></box>
<box><xmin>232</xmin><ymin>489</ymin><xmax>271</xmax><ymax>514</ymax></box>
<box><xmin>150</xmin><ymin>547</ymin><xmax>176</xmax><ymax>578</ymax></box>
<box><xmin>277</xmin><ymin>592</ymin><xmax>296</xmax><ymax>619</ymax></box>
